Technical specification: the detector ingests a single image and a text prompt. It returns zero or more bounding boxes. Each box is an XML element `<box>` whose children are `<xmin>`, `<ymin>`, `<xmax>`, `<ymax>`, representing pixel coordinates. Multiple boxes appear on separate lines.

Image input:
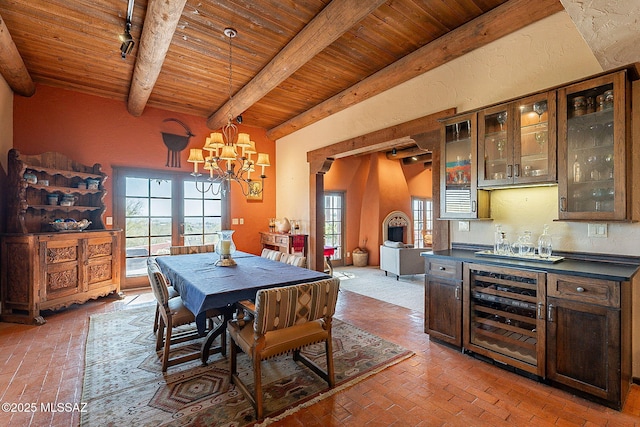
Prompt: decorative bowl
<box><xmin>49</xmin><ymin>220</ymin><xmax>91</xmax><ymax>231</ymax></box>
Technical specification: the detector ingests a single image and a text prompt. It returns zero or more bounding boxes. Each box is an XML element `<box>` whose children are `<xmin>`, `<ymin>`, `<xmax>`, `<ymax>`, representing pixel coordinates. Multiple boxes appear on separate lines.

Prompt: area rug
<box><xmin>81</xmin><ymin>305</ymin><xmax>413</xmax><ymax>426</ymax></box>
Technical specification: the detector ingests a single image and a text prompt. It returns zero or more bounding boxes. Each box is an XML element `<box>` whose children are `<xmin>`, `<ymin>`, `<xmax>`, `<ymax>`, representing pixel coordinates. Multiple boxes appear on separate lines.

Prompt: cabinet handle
<box><xmin>514</xmin><ymin>163</ymin><xmax>520</xmax><ymax>177</ymax></box>
<box><xmin>507</xmin><ymin>164</ymin><xmax>513</xmax><ymax>178</ymax></box>
<box><xmin>472</xmin><ymin>200</ymin><xmax>477</xmax><ymax>212</ymax></box>
<box><xmin>576</xmin><ymin>286</ymin><xmax>585</xmax><ymax>293</ymax></box>
<box><xmin>560</xmin><ymin>197</ymin><xmax>567</xmax><ymax>212</ymax></box>
<box><xmin>547</xmin><ymin>303</ymin><xmax>554</xmax><ymax>322</ymax></box>
<box><xmin>439</xmin><ymin>266</ymin><xmax>445</xmax><ymax>270</ymax></box>
<box><xmin>537</xmin><ymin>302</ymin><xmax>543</xmax><ymax>319</ymax></box>
<box><xmin>455</xmin><ymin>286</ymin><xmax>460</xmax><ymax>300</ymax></box>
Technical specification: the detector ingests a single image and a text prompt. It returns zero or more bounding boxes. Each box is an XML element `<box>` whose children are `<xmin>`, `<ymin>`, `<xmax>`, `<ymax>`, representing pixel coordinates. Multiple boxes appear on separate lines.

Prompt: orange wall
<box><xmin>11</xmin><ymin>85</ymin><xmax>276</xmax><ymax>254</ymax></box>
<box><xmin>325</xmin><ymin>152</ymin><xmax>432</xmax><ymax>265</ymax></box>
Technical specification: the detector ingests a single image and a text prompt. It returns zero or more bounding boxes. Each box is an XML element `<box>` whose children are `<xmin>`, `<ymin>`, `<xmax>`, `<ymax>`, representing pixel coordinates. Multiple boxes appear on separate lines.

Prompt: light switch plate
<box><xmin>458</xmin><ymin>221</ymin><xmax>470</xmax><ymax>232</ymax></box>
<box><xmin>231</xmin><ymin>218</ymin><xmax>239</xmax><ymax>225</ymax></box>
<box><xmin>587</xmin><ymin>223</ymin><xmax>607</xmax><ymax>238</ymax></box>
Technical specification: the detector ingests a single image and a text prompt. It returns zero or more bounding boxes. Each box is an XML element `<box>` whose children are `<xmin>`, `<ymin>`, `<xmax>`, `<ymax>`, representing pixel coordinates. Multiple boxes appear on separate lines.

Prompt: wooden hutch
<box><xmin>1</xmin><ymin>149</ymin><xmax>122</xmax><ymax>325</ymax></box>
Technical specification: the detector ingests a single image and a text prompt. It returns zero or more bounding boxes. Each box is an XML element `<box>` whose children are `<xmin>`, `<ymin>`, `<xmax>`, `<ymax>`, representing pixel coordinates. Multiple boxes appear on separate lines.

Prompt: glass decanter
<box><xmin>537</xmin><ymin>224</ymin><xmax>552</xmax><ymax>258</ymax></box>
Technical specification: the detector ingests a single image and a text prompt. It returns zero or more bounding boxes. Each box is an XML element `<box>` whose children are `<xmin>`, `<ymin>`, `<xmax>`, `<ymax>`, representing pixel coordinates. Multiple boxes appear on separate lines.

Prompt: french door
<box><xmin>324</xmin><ymin>192</ymin><xmax>345</xmax><ymax>266</ymax></box>
<box><xmin>113</xmin><ymin>167</ymin><xmax>224</xmax><ymax>288</ymax></box>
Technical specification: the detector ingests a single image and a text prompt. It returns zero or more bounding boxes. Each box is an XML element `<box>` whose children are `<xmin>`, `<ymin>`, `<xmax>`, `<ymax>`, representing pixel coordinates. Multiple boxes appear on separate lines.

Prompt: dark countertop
<box><xmin>421</xmin><ymin>249</ymin><xmax>639</xmax><ymax>282</ymax></box>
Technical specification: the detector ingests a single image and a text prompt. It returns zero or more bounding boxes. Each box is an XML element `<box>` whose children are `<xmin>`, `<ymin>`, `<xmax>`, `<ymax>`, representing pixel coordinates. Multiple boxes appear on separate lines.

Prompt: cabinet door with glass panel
<box><xmin>557</xmin><ymin>71</ymin><xmax>629</xmax><ymax>220</ymax></box>
<box><xmin>440</xmin><ymin>113</ymin><xmax>489</xmax><ymax>219</ymax></box>
<box><xmin>478</xmin><ymin>92</ymin><xmax>556</xmax><ymax>187</ymax></box>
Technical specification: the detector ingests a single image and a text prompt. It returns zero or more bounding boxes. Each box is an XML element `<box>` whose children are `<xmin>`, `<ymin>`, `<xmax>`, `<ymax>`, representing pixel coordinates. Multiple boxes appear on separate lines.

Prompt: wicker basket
<box><xmin>352</xmin><ymin>251</ymin><xmax>369</xmax><ymax>267</ymax></box>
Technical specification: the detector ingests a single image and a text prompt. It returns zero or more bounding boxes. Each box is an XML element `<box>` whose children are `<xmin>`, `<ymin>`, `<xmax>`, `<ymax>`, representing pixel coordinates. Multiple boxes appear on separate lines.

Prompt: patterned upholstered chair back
<box><xmin>147</xmin><ymin>258</ymin><xmax>170</xmax><ymax>306</ymax></box>
<box><xmin>170</xmin><ymin>244</ymin><xmax>216</xmax><ymax>255</ymax></box>
<box><xmin>260</xmin><ymin>248</ymin><xmax>284</xmax><ymax>261</ymax></box>
<box><xmin>253</xmin><ymin>278</ymin><xmax>340</xmax><ymax>335</ymax></box>
<box><xmin>280</xmin><ymin>253</ymin><xmax>307</xmax><ymax>268</ymax></box>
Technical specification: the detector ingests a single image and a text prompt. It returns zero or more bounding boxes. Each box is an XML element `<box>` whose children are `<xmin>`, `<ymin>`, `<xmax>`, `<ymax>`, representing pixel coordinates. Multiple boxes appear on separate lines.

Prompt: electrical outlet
<box><xmin>346</xmin><ymin>252</ymin><xmax>351</xmax><ymax>257</ymax></box>
<box><xmin>587</xmin><ymin>223</ymin><xmax>607</xmax><ymax>238</ymax></box>
<box><xmin>458</xmin><ymin>221</ymin><xmax>470</xmax><ymax>232</ymax></box>
<box><xmin>239</xmin><ymin>218</ymin><xmax>244</xmax><ymax>225</ymax></box>
<box><xmin>106</xmin><ymin>216</ymin><xmax>113</xmax><ymax>225</ymax></box>
<box><xmin>231</xmin><ymin>218</ymin><xmax>239</xmax><ymax>225</ymax></box>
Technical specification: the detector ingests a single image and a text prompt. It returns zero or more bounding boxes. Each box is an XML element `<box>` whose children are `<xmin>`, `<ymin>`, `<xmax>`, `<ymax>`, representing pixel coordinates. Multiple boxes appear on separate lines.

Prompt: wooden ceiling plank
<box><xmin>268</xmin><ymin>0</ymin><xmax>563</xmax><ymax>140</ymax></box>
<box><xmin>206</xmin><ymin>0</ymin><xmax>387</xmax><ymax>130</ymax></box>
<box><xmin>0</xmin><ymin>13</ymin><xmax>35</xmax><ymax>96</ymax></box>
<box><xmin>127</xmin><ymin>0</ymin><xmax>188</xmax><ymax>117</ymax></box>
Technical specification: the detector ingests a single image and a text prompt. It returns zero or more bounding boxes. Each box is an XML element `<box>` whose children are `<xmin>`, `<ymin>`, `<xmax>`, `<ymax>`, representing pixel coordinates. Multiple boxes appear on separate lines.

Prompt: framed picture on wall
<box><xmin>247</xmin><ymin>181</ymin><xmax>263</xmax><ymax>201</ymax></box>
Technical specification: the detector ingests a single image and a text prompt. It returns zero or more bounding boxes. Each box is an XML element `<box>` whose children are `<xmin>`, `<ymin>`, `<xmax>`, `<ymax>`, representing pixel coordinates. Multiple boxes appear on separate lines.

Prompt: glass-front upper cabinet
<box><xmin>440</xmin><ymin>113</ymin><xmax>489</xmax><ymax>219</ymax></box>
<box><xmin>478</xmin><ymin>92</ymin><xmax>556</xmax><ymax>187</ymax></box>
<box><xmin>557</xmin><ymin>71</ymin><xmax>629</xmax><ymax>221</ymax></box>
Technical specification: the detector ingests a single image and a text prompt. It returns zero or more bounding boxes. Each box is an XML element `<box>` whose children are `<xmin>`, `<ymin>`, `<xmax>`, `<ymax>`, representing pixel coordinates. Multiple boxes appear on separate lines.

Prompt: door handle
<box><xmin>455</xmin><ymin>286</ymin><xmax>460</xmax><ymax>300</ymax></box>
<box><xmin>547</xmin><ymin>303</ymin><xmax>554</xmax><ymax>322</ymax></box>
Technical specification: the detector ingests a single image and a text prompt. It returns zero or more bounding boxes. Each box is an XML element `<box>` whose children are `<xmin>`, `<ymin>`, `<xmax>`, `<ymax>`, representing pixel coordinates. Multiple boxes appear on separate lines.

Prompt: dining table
<box><xmin>156</xmin><ymin>251</ymin><xmax>330</xmax><ymax>364</ymax></box>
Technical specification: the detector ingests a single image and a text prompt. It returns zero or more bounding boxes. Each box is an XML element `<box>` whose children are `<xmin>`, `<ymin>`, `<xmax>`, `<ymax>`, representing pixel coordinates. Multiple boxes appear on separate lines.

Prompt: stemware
<box><xmin>496</xmin><ymin>112</ymin><xmax>508</xmax><ymax>131</ymax></box>
<box><xmin>496</xmin><ymin>138</ymin><xmax>506</xmax><ymax>159</ymax></box>
<box><xmin>533</xmin><ymin>101</ymin><xmax>547</xmax><ymax>122</ymax></box>
<box><xmin>534</xmin><ymin>131</ymin><xmax>547</xmax><ymax>153</ymax></box>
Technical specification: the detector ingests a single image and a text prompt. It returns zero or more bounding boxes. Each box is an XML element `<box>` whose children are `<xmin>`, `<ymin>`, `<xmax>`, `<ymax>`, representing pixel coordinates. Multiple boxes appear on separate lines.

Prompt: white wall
<box><xmin>276</xmin><ymin>11</ymin><xmax>640</xmax><ymax>256</ymax></box>
<box><xmin>0</xmin><ymin>75</ymin><xmax>13</xmax><ymax>171</ymax></box>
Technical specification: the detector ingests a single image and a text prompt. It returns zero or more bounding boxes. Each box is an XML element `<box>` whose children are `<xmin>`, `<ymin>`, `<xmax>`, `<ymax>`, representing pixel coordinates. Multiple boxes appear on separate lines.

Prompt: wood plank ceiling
<box><xmin>0</xmin><ymin>0</ymin><xmax>564</xmax><ymax>140</ymax></box>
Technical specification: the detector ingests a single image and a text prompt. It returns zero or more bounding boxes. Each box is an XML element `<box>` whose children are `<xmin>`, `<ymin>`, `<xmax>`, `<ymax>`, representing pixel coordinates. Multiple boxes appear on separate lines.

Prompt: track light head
<box><xmin>119</xmin><ymin>20</ymin><xmax>134</xmax><ymax>59</ymax></box>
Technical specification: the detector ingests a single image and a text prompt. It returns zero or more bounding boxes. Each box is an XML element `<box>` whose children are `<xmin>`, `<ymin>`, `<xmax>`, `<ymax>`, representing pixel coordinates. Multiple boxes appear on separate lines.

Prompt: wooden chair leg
<box><xmin>325</xmin><ymin>337</ymin><xmax>335</xmax><ymax>387</ymax></box>
<box><xmin>162</xmin><ymin>321</ymin><xmax>172</xmax><ymax>372</ymax></box>
<box><xmin>230</xmin><ymin>341</ymin><xmax>237</xmax><ymax>376</ymax></box>
<box><xmin>156</xmin><ymin>316</ymin><xmax>165</xmax><ymax>351</ymax></box>
<box><xmin>254</xmin><ymin>358</ymin><xmax>263</xmax><ymax>420</ymax></box>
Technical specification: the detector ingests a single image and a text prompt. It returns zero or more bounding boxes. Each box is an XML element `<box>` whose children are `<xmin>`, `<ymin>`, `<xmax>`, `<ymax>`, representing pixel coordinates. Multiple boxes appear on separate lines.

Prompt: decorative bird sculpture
<box><xmin>161</xmin><ymin>118</ymin><xmax>194</xmax><ymax>168</ymax></box>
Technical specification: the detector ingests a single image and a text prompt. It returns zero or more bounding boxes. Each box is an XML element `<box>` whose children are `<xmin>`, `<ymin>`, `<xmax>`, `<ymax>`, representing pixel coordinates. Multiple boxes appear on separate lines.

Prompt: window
<box><xmin>324</xmin><ymin>192</ymin><xmax>345</xmax><ymax>264</ymax></box>
<box><xmin>183</xmin><ymin>180</ymin><xmax>222</xmax><ymax>245</ymax></box>
<box><xmin>412</xmin><ymin>197</ymin><xmax>433</xmax><ymax>248</ymax></box>
<box><xmin>113</xmin><ymin>168</ymin><xmax>225</xmax><ymax>288</ymax></box>
<box><xmin>124</xmin><ymin>177</ymin><xmax>173</xmax><ymax>277</ymax></box>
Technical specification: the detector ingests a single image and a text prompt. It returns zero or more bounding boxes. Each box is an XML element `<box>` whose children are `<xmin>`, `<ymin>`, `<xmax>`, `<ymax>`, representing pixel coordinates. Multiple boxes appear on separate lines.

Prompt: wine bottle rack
<box><xmin>464</xmin><ymin>264</ymin><xmax>546</xmax><ymax>376</ymax></box>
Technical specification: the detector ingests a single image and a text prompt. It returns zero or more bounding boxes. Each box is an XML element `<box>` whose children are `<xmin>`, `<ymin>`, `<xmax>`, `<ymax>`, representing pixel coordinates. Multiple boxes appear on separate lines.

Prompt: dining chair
<box><xmin>228</xmin><ymin>277</ymin><xmax>340</xmax><ymax>419</ymax></box>
<box><xmin>280</xmin><ymin>253</ymin><xmax>307</xmax><ymax>268</ymax></box>
<box><xmin>147</xmin><ymin>260</ymin><xmax>224</xmax><ymax>372</ymax></box>
<box><xmin>148</xmin><ymin>258</ymin><xmax>179</xmax><ymax>334</ymax></box>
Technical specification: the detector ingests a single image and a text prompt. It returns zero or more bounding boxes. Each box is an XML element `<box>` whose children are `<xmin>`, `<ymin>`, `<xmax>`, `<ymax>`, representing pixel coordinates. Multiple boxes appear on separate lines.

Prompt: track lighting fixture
<box><xmin>119</xmin><ymin>0</ymin><xmax>135</xmax><ymax>59</ymax></box>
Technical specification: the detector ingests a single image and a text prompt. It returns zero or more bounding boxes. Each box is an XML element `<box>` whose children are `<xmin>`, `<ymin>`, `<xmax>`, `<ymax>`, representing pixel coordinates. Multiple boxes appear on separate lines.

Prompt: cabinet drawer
<box><xmin>260</xmin><ymin>233</ymin><xmax>276</xmax><ymax>245</ymax></box>
<box><xmin>274</xmin><ymin>235</ymin><xmax>289</xmax><ymax>245</ymax></box>
<box><xmin>426</xmin><ymin>258</ymin><xmax>461</xmax><ymax>280</ymax></box>
<box><xmin>547</xmin><ymin>273</ymin><xmax>619</xmax><ymax>308</ymax></box>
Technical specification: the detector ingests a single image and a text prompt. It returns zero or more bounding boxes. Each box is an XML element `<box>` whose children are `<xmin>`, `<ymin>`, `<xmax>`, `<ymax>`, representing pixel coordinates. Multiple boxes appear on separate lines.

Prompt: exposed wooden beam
<box><xmin>206</xmin><ymin>0</ymin><xmax>386</xmax><ymax>130</ymax></box>
<box><xmin>127</xmin><ymin>0</ymin><xmax>187</xmax><ymax>117</ymax></box>
<box><xmin>0</xmin><ymin>14</ymin><xmax>35</xmax><ymax>97</ymax></box>
<box><xmin>307</xmin><ymin>108</ymin><xmax>455</xmax><ymax>164</ymax></box>
<box><xmin>269</xmin><ymin>0</ymin><xmax>564</xmax><ymax>140</ymax></box>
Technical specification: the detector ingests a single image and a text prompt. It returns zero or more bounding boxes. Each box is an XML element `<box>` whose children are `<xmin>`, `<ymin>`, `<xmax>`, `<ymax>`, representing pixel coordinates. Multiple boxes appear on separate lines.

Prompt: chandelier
<box><xmin>187</xmin><ymin>28</ymin><xmax>269</xmax><ymax>197</ymax></box>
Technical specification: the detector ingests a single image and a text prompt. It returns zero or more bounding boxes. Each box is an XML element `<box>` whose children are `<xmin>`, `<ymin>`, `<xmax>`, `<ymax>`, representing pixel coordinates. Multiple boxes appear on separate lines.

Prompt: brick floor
<box><xmin>0</xmin><ymin>286</ymin><xmax>639</xmax><ymax>426</ymax></box>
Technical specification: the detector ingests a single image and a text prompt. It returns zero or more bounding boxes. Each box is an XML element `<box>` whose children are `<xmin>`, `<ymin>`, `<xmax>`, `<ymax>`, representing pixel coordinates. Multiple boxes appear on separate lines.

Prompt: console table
<box><xmin>259</xmin><ymin>231</ymin><xmax>308</xmax><ymax>258</ymax></box>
